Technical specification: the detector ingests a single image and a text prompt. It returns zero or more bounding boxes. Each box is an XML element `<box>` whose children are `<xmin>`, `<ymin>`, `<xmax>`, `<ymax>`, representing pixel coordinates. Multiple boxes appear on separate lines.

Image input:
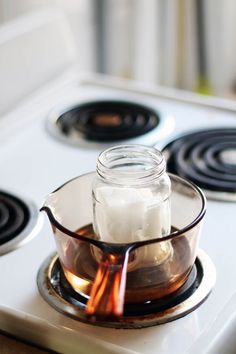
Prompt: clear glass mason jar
<box><xmin>92</xmin><ymin>145</ymin><xmax>171</xmax><ymax>249</ymax></box>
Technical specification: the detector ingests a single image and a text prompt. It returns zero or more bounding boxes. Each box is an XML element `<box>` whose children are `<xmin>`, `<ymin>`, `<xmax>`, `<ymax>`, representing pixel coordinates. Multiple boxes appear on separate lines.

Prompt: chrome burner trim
<box><xmin>37</xmin><ymin>249</ymin><xmax>216</xmax><ymax>328</ymax></box>
<box><xmin>0</xmin><ymin>191</ymin><xmax>42</xmax><ymax>256</ymax></box>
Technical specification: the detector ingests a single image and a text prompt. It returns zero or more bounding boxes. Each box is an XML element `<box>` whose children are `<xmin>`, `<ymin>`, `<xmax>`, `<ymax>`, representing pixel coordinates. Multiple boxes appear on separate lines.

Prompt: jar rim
<box><xmin>96</xmin><ymin>144</ymin><xmax>166</xmax><ymax>186</ymax></box>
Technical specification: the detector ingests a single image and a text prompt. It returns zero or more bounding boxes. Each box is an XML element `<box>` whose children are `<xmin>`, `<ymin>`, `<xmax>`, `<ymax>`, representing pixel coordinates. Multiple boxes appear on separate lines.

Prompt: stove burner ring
<box><xmin>37</xmin><ymin>249</ymin><xmax>216</xmax><ymax>328</ymax></box>
<box><xmin>0</xmin><ymin>192</ymin><xmax>28</xmax><ymax>245</ymax></box>
<box><xmin>0</xmin><ymin>191</ymin><xmax>41</xmax><ymax>255</ymax></box>
<box><xmin>49</xmin><ymin>100</ymin><xmax>161</xmax><ymax>143</ymax></box>
<box><xmin>163</xmin><ymin>128</ymin><xmax>236</xmax><ymax>201</ymax></box>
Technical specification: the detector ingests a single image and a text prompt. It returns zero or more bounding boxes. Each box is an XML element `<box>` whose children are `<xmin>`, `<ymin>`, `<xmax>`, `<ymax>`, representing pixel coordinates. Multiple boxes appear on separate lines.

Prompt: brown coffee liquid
<box><xmin>61</xmin><ymin>224</ymin><xmax>192</xmax><ymax>304</ymax></box>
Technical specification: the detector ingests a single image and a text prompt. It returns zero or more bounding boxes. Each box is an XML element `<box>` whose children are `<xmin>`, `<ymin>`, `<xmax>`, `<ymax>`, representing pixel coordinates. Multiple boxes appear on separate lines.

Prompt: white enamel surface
<box><xmin>0</xmin><ymin>74</ymin><xmax>236</xmax><ymax>354</ymax></box>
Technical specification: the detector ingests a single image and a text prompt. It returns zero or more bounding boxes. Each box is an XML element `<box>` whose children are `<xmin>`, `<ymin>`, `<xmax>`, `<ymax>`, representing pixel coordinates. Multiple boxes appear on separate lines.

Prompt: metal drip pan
<box><xmin>37</xmin><ymin>249</ymin><xmax>216</xmax><ymax>329</ymax></box>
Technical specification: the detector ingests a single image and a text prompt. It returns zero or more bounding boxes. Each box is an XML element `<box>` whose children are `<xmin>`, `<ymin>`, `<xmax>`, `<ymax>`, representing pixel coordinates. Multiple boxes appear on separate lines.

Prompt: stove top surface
<box><xmin>0</xmin><ymin>74</ymin><xmax>236</xmax><ymax>354</ymax></box>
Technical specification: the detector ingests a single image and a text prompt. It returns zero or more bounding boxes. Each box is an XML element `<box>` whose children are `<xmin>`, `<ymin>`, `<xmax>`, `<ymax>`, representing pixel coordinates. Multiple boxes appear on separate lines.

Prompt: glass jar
<box><xmin>92</xmin><ymin>145</ymin><xmax>171</xmax><ymax>248</ymax></box>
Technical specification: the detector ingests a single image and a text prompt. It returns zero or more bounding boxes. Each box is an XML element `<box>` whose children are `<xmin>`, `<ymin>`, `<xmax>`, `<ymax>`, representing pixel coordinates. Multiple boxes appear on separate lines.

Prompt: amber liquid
<box><xmin>61</xmin><ymin>224</ymin><xmax>192</xmax><ymax>304</ymax></box>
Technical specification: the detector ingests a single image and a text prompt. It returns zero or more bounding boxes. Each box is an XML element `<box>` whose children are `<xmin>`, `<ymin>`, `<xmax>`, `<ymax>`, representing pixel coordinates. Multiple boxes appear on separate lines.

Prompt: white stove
<box><xmin>1</xmin><ymin>11</ymin><xmax>236</xmax><ymax>354</ymax></box>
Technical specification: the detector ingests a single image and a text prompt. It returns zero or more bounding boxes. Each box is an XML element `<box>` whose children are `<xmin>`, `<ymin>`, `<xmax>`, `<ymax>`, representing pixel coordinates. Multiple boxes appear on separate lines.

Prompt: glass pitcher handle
<box><xmin>86</xmin><ymin>251</ymin><xmax>130</xmax><ymax>317</ymax></box>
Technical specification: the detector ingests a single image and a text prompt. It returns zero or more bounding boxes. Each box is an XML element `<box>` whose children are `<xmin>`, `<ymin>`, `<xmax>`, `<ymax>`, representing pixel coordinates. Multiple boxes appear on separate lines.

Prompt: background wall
<box><xmin>1</xmin><ymin>0</ymin><xmax>236</xmax><ymax>98</ymax></box>
<box><xmin>0</xmin><ymin>0</ymin><xmax>96</xmax><ymax>72</ymax></box>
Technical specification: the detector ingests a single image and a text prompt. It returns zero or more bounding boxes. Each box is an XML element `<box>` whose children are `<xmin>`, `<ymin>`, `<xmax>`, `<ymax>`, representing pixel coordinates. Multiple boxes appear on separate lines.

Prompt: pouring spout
<box><xmin>40</xmin><ymin>203</ymin><xmax>104</xmax><ymax>246</ymax></box>
<box><xmin>40</xmin><ymin>205</ymin><xmax>54</xmax><ymax>223</ymax></box>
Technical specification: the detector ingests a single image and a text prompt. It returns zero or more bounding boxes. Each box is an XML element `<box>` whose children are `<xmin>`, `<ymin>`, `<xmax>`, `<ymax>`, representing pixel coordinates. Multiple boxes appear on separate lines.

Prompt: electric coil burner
<box><xmin>162</xmin><ymin>128</ymin><xmax>236</xmax><ymax>201</ymax></box>
<box><xmin>47</xmin><ymin>100</ymin><xmax>170</xmax><ymax>147</ymax></box>
<box><xmin>37</xmin><ymin>249</ymin><xmax>215</xmax><ymax>329</ymax></box>
<box><xmin>0</xmin><ymin>191</ymin><xmax>41</xmax><ymax>255</ymax></box>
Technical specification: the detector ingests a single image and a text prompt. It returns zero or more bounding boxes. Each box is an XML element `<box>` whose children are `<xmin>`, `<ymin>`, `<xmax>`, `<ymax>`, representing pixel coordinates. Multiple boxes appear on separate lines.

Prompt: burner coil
<box><xmin>0</xmin><ymin>192</ymin><xmax>30</xmax><ymax>245</ymax></box>
<box><xmin>163</xmin><ymin>128</ymin><xmax>236</xmax><ymax>194</ymax></box>
<box><xmin>56</xmin><ymin>100</ymin><xmax>160</xmax><ymax>141</ymax></box>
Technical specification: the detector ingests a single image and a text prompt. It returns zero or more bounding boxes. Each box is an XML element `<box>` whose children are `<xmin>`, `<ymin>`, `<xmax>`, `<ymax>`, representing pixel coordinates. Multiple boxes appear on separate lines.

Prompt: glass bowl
<box><xmin>41</xmin><ymin>172</ymin><xmax>206</xmax><ymax>317</ymax></box>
